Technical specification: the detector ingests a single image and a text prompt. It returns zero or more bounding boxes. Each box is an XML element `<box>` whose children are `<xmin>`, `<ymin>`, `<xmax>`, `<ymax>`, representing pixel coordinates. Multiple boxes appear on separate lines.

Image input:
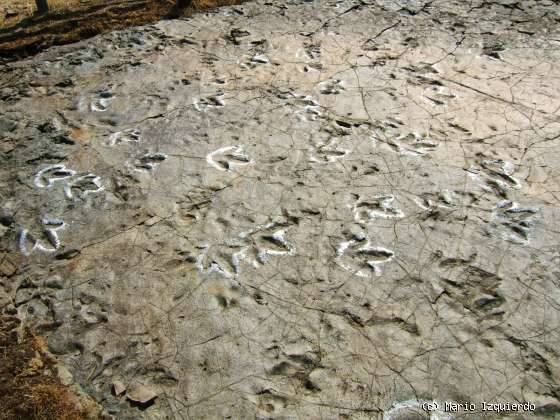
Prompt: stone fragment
<box><xmin>0</xmin><ymin>117</ymin><xmax>17</xmax><ymax>133</ymax></box>
<box><xmin>126</xmin><ymin>383</ymin><xmax>157</xmax><ymax>405</ymax></box>
<box><xmin>0</xmin><ymin>258</ymin><xmax>16</xmax><ymax>277</ymax></box>
<box><xmin>112</xmin><ymin>380</ymin><xmax>126</xmax><ymax>397</ymax></box>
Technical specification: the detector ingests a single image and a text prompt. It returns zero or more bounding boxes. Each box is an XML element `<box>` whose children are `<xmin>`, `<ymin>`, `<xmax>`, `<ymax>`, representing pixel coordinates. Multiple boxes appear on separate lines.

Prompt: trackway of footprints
<box><xmin>20</xmin><ymin>164</ymin><xmax>105</xmax><ymax>257</ymax></box>
<box><xmin>19</xmin><ymin>83</ymin><xmax>541</xmax><ymax>270</ymax></box>
<box><xmin>374</xmin><ymin>121</ymin><xmax>440</xmax><ymax>157</ymax></box>
<box><xmin>469</xmin><ymin>157</ymin><xmax>539</xmax><ymax>243</ymax></box>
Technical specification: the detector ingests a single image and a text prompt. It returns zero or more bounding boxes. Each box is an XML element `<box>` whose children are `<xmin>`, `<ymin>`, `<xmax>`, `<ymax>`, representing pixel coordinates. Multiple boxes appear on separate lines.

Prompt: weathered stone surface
<box><xmin>1</xmin><ymin>0</ymin><xmax>560</xmax><ymax>418</ymax></box>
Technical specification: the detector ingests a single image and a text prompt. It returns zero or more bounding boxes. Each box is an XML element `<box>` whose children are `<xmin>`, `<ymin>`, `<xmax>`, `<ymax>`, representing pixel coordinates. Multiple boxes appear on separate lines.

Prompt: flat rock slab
<box><xmin>1</xmin><ymin>0</ymin><xmax>560</xmax><ymax>418</ymax></box>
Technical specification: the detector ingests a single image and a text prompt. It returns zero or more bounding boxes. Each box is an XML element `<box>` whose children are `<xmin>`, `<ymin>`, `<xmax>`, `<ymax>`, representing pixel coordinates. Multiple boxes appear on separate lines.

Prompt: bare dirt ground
<box><xmin>0</xmin><ymin>0</ymin><xmax>245</xmax><ymax>59</ymax></box>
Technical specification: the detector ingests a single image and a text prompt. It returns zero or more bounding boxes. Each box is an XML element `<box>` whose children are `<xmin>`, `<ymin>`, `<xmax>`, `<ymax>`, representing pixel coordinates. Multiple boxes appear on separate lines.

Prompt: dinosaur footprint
<box><xmin>90</xmin><ymin>91</ymin><xmax>114</xmax><ymax>112</ymax></box>
<box><xmin>250</xmin><ymin>226</ymin><xmax>296</xmax><ymax>264</ymax></box>
<box><xmin>303</xmin><ymin>42</ymin><xmax>321</xmax><ymax>59</ymax></box>
<box><xmin>422</xmin><ymin>85</ymin><xmax>456</xmax><ymax>107</ymax></box>
<box><xmin>293</xmin><ymin>95</ymin><xmax>323</xmax><ymax>121</ymax></box>
<box><xmin>414</xmin><ymin>191</ymin><xmax>456</xmax><ymax>211</ymax></box>
<box><xmin>308</xmin><ymin>135</ymin><xmax>349</xmax><ymax>163</ymax></box>
<box><xmin>241</xmin><ymin>53</ymin><xmax>270</xmax><ymax>69</ymax></box>
<box><xmin>309</xmin><ymin>145</ymin><xmax>348</xmax><ymax>163</ymax></box>
<box><xmin>134</xmin><ymin>153</ymin><xmax>168</xmax><ymax>171</ymax></box>
<box><xmin>34</xmin><ymin>165</ymin><xmax>76</xmax><ymax>188</ymax></box>
<box><xmin>336</xmin><ymin>237</ymin><xmax>394</xmax><ymax>277</ymax></box>
<box><xmin>319</xmin><ymin>79</ymin><xmax>345</xmax><ymax>95</ymax></box>
<box><xmin>374</xmin><ymin>124</ymin><xmax>438</xmax><ymax>156</ymax></box>
<box><xmin>229</xmin><ymin>222</ymin><xmax>296</xmax><ymax>265</ymax></box>
<box><xmin>469</xmin><ymin>158</ymin><xmax>521</xmax><ymax>198</ymax></box>
<box><xmin>63</xmin><ymin>174</ymin><xmax>104</xmax><ymax>200</ymax></box>
<box><xmin>18</xmin><ymin>217</ymin><xmax>66</xmax><ymax>257</ymax></box>
<box><xmin>195</xmin><ymin>245</ymin><xmax>237</xmax><ymax>279</ymax></box>
<box><xmin>206</xmin><ymin>145</ymin><xmax>253</xmax><ymax>172</ymax></box>
<box><xmin>492</xmin><ymin>200</ymin><xmax>537</xmax><ymax>244</ymax></box>
<box><xmin>394</xmin><ymin>132</ymin><xmax>438</xmax><ymax>156</ymax></box>
<box><xmin>481</xmin><ymin>158</ymin><xmax>521</xmax><ymax>188</ymax></box>
<box><xmin>353</xmin><ymin>194</ymin><xmax>404</xmax><ymax>222</ymax></box>
<box><xmin>194</xmin><ymin>93</ymin><xmax>225</xmax><ymax>112</ymax></box>
<box><xmin>108</xmin><ymin>129</ymin><xmax>141</xmax><ymax>146</ymax></box>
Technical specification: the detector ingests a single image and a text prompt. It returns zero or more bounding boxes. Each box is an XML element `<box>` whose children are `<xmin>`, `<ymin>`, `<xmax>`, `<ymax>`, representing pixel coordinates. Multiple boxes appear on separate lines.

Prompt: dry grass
<box><xmin>1</xmin><ymin>1</ymin><xmax>91</xmax><ymax>20</ymax></box>
<box><xmin>0</xmin><ymin>316</ymin><xmax>86</xmax><ymax>420</ymax></box>
<box><xmin>0</xmin><ymin>0</ymin><xmax>246</xmax><ymax>59</ymax></box>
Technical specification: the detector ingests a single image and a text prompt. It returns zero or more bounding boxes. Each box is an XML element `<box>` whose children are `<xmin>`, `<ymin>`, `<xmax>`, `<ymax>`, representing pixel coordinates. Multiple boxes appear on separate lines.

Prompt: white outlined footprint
<box><xmin>293</xmin><ymin>94</ymin><xmax>323</xmax><ymax>121</ymax></box>
<box><xmin>237</xmin><ymin>224</ymin><xmax>296</xmax><ymax>265</ymax></box>
<box><xmin>468</xmin><ymin>158</ymin><xmax>521</xmax><ymax>198</ymax></box>
<box><xmin>336</xmin><ymin>237</ymin><xmax>394</xmax><ymax>277</ymax></box>
<box><xmin>90</xmin><ymin>91</ymin><xmax>114</xmax><ymax>112</ymax></box>
<box><xmin>374</xmin><ymin>125</ymin><xmax>439</xmax><ymax>157</ymax></box>
<box><xmin>309</xmin><ymin>143</ymin><xmax>349</xmax><ymax>163</ymax></box>
<box><xmin>134</xmin><ymin>153</ymin><xmax>168</xmax><ymax>171</ymax></box>
<box><xmin>195</xmin><ymin>245</ymin><xmax>236</xmax><ymax>279</ymax></box>
<box><xmin>206</xmin><ymin>145</ymin><xmax>253</xmax><ymax>172</ymax></box>
<box><xmin>309</xmin><ymin>148</ymin><xmax>348</xmax><ymax>163</ymax></box>
<box><xmin>480</xmin><ymin>159</ymin><xmax>521</xmax><ymax>189</ymax></box>
<box><xmin>108</xmin><ymin>129</ymin><xmax>141</xmax><ymax>146</ymax></box>
<box><xmin>414</xmin><ymin>191</ymin><xmax>456</xmax><ymax>211</ymax></box>
<box><xmin>394</xmin><ymin>132</ymin><xmax>438</xmax><ymax>156</ymax></box>
<box><xmin>18</xmin><ymin>217</ymin><xmax>66</xmax><ymax>257</ymax></box>
<box><xmin>353</xmin><ymin>194</ymin><xmax>404</xmax><ymax>222</ymax></box>
<box><xmin>240</xmin><ymin>53</ymin><xmax>270</xmax><ymax>69</ymax></box>
<box><xmin>63</xmin><ymin>174</ymin><xmax>104</xmax><ymax>200</ymax></box>
<box><xmin>34</xmin><ymin>165</ymin><xmax>76</xmax><ymax>188</ymax></box>
<box><xmin>34</xmin><ymin>165</ymin><xmax>104</xmax><ymax>201</ymax></box>
<box><xmin>492</xmin><ymin>200</ymin><xmax>538</xmax><ymax>244</ymax></box>
<box><xmin>225</xmin><ymin>222</ymin><xmax>297</xmax><ymax>268</ymax></box>
<box><xmin>196</xmin><ymin>222</ymin><xmax>296</xmax><ymax>279</ymax></box>
<box><xmin>319</xmin><ymin>79</ymin><xmax>345</xmax><ymax>95</ymax></box>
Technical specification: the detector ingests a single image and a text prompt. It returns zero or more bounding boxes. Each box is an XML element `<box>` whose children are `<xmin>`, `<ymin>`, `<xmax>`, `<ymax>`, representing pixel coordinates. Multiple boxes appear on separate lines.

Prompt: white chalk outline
<box><xmin>480</xmin><ymin>159</ymin><xmax>521</xmax><ymax>189</ymax></box>
<box><xmin>492</xmin><ymin>200</ymin><xmax>538</xmax><ymax>244</ymax></box>
<box><xmin>63</xmin><ymin>174</ymin><xmax>104</xmax><ymax>200</ymax></box>
<box><xmin>206</xmin><ymin>145</ymin><xmax>253</xmax><ymax>172</ymax></box>
<box><xmin>133</xmin><ymin>153</ymin><xmax>169</xmax><ymax>171</ymax></box>
<box><xmin>196</xmin><ymin>223</ymin><xmax>296</xmax><ymax>278</ymax></box>
<box><xmin>18</xmin><ymin>217</ymin><xmax>66</xmax><ymax>257</ymax></box>
<box><xmin>90</xmin><ymin>96</ymin><xmax>114</xmax><ymax>112</ymax></box>
<box><xmin>353</xmin><ymin>194</ymin><xmax>405</xmax><ymax>222</ymax></box>
<box><xmin>34</xmin><ymin>164</ymin><xmax>76</xmax><ymax>188</ymax></box>
<box><xmin>108</xmin><ymin>129</ymin><xmax>142</xmax><ymax>146</ymax></box>
<box><xmin>336</xmin><ymin>238</ymin><xmax>394</xmax><ymax>277</ymax></box>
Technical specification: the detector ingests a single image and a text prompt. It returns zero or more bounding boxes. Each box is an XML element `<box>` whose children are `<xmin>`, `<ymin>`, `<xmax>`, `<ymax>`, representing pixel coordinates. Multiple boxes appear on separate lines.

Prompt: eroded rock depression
<box><xmin>1</xmin><ymin>0</ymin><xmax>560</xmax><ymax>418</ymax></box>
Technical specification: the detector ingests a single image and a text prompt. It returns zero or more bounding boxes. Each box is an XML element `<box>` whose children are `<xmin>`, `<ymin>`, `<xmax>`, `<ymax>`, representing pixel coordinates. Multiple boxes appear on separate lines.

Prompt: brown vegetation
<box><xmin>0</xmin><ymin>316</ymin><xmax>86</xmax><ymax>420</ymax></box>
<box><xmin>0</xmin><ymin>0</ymin><xmax>246</xmax><ymax>59</ymax></box>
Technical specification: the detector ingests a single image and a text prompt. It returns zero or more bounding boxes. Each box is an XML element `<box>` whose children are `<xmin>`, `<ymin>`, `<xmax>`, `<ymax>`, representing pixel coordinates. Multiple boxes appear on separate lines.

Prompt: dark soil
<box><xmin>0</xmin><ymin>0</ymin><xmax>245</xmax><ymax>60</ymax></box>
<box><xmin>0</xmin><ymin>316</ymin><xmax>85</xmax><ymax>420</ymax></box>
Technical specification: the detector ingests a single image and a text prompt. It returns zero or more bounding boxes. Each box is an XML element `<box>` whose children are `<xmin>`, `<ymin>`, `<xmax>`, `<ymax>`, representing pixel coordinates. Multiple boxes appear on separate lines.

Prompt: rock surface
<box><xmin>1</xmin><ymin>0</ymin><xmax>560</xmax><ymax>418</ymax></box>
